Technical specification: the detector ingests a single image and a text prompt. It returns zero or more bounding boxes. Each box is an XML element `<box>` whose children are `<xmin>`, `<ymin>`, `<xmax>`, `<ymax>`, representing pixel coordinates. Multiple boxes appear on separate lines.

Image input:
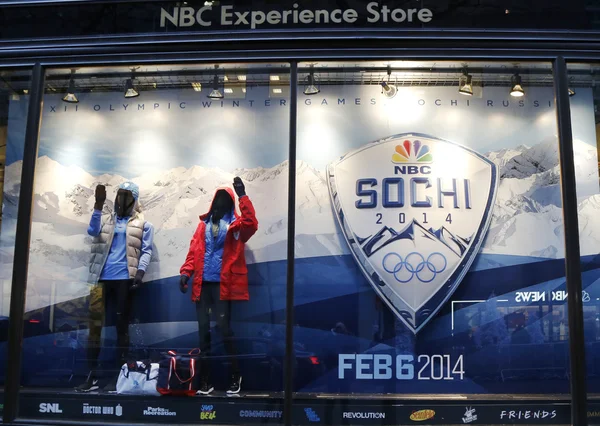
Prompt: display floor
<box><xmin>9</xmin><ymin>388</ymin><xmax>586</xmax><ymax>425</ymax></box>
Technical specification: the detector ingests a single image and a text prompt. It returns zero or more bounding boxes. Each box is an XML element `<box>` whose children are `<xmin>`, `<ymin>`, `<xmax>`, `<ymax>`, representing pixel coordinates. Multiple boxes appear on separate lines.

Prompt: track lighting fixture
<box><xmin>459</xmin><ymin>70</ymin><xmax>473</xmax><ymax>96</ymax></box>
<box><xmin>208</xmin><ymin>65</ymin><xmax>224</xmax><ymax>99</ymax></box>
<box><xmin>124</xmin><ymin>69</ymin><xmax>139</xmax><ymax>98</ymax></box>
<box><xmin>510</xmin><ymin>73</ymin><xmax>525</xmax><ymax>97</ymax></box>
<box><xmin>62</xmin><ymin>70</ymin><xmax>79</xmax><ymax>103</ymax></box>
<box><xmin>569</xmin><ymin>88</ymin><xmax>576</xmax><ymax>97</ymax></box>
<box><xmin>303</xmin><ymin>68</ymin><xmax>320</xmax><ymax>95</ymax></box>
<box><xmin>208</xmin><ymin>74</ymin><xmax>223</xmax><ymax>99</ymax></box>
<box><xmin>380</xmin><ymin>81</ymin><xmax>397</xmax><ymax>99</ymax></box>
<box><xmin>380</xmin><ymin>66</ymin><xmax>397</xmax><ymax>99</ymax></box>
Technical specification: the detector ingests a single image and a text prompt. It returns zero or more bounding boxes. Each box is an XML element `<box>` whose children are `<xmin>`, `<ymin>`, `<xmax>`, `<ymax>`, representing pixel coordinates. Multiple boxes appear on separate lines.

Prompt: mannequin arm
<box><xmin>87</xmin><ymin>209</ymin><xmax>102</xmax><ymax>237</ymax></box>
<box><xmin>180</xmin><ymin>224</ymin><xmax>202</xmax><ymax>277</ymax></box>
<box><xmin>238</xmin><ymin>196</ymin><xmax>258</xmax><ymax>243</ymax></box>
<box><xmin>138</xmin><ymin>222</ymin><xmax>154</xmax><ymax>272</ymax></box>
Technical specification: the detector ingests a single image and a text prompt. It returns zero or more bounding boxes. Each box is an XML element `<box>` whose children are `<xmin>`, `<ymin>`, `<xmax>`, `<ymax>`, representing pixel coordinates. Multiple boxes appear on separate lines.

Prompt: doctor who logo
<box><xmin>327</xmin><ymin>133</ymin><xmax>498</xmax><ymax>333</ymax></box>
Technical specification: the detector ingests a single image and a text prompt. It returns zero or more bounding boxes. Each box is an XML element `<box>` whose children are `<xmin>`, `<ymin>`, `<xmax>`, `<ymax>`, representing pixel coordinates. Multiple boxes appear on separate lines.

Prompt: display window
<box><xmin>3</xmin><ymin>64</ymin><xmax>291</xmax><ymax>421</ymax></box>
<box><xmin>0</xmin><ymin>59</ymin><xmax>596</xmax><ymax>425</ymax></box>
<box><xmin>567</xmin><ymin>63</ymin><xmax>600</xmax><ymax>402</ymax></box>
<box><xmin>293</xmin><ymin>60</ymin><xmax>593</xmax><ymax>407</ymax></box>
<box><xmin>0</xmin><ymin>69</ymin><xmax>32</xmax><ymax>391</ymax></box>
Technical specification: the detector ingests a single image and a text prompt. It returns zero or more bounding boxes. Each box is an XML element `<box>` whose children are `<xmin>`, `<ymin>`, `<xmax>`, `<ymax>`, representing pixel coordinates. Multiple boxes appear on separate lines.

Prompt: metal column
<box><xmin>3</xmin><ymin>63</ymin><xmax>45</xmax><ymax>423</ymax></box>
<box><xmin>283</xmin><ymin>61</ymin><xmax>298</xmax><ymax>426</ymax></box>
<box><xmin>553</xmin><ymin>56</ymin><xmax>588</xmax><ymax>426</ymax></box>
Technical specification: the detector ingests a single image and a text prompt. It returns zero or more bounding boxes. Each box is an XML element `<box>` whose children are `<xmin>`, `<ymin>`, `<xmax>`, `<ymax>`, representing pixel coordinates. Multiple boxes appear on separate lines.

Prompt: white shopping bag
<box><xmin>116</xmin><ymin>361</ymin><xmax>160</xmax><ymax>396</ymax></box>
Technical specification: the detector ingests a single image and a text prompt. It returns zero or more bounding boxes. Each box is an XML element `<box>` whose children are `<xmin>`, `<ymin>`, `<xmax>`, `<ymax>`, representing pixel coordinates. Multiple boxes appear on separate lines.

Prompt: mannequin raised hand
<box><xmin>180</xmin><ymin>275</ymin><xmax>189</xmax><ymax>293</ymax></box>
<box><xmin>233</xmin><ymin>176</ymin><xmax>246</xmax><ymax>198</ymax></box>
<box><xmin>94</xmin><ymin>184</ymin><xmax>106</xmax><ymax>211</ymax></box>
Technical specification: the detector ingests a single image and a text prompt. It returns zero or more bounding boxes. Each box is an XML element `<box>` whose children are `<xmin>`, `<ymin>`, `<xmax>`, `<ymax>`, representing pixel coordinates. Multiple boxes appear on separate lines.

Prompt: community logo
<box><xmin>327</xmin><ymin>133</ymin><xmax>498</xmax><ymax>333</ymax></box>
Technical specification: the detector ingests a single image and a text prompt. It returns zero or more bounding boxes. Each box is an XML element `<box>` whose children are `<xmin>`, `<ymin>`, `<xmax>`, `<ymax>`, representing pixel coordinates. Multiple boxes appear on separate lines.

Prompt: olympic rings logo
<box><xmin>382</xmin><ymin>252</ymin><xmax>447</xmax><ymax>283</ymax></box>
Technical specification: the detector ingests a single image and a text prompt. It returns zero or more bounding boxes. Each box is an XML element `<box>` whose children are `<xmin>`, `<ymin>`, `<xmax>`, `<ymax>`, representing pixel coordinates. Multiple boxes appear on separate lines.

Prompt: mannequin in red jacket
<box><xmin>179</xmin><ymin>177</ymin><xmax>258</xmax><ymax>395</ymax></box>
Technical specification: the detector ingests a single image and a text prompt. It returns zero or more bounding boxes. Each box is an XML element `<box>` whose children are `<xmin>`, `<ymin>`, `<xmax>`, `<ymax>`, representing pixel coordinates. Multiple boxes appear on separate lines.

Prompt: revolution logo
<box><xmin>327</xmin><ymin>133</ymin><xmax>497</xmax><ymax>333</ymax></box>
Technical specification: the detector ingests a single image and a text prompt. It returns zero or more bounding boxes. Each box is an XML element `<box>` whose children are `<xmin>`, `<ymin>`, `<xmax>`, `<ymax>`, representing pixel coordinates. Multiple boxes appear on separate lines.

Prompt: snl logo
<box><xmin>39</xmin><ymin>403</ymin><xmax>62</xmax><ymax>413</ymax></box>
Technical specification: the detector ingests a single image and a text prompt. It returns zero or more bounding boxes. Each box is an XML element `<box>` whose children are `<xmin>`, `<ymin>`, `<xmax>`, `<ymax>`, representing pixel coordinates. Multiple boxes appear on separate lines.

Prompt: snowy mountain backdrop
<box><xmin>1</xmin><ymin>138</ymin><xmax>599</xmax><ymax>312</ymax></box>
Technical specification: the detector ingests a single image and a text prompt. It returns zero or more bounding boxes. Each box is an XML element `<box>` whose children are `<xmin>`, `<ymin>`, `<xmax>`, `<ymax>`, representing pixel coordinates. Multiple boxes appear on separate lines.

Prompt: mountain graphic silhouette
<box><xmin>362</xmin><ymin>219</ymin><xmax>470</xmax><ymax>258</ymax></box>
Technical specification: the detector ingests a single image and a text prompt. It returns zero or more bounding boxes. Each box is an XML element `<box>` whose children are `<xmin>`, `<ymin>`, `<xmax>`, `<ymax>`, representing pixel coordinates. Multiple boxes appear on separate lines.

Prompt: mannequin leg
<box><xmin>215</xmin><ymin>292</ymin><xmax>239</xmax><ymax>376</ymax></box>
<box><xmin>196</xmin><ymin>282</ymin><xmax>215</xmax><ymax>385</ymax></box>
<box><xmin>75</xmin><ymin>283</ymin><xmax>104</xmax><ymax>391</ymax></box>
<box><xmin>115</xmin><ymin>279</ymin><xmax>133</xmax><ymax>367</ymax></box>
<box><xmin>87</xmin><ymin>283</ymin><xmax>104</xmax><ymax>370</ymax></box>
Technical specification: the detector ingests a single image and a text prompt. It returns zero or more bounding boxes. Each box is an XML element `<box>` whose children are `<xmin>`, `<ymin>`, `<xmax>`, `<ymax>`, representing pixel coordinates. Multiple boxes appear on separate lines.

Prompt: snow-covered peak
<box><xmin>485</xmin><ymin>147</ymin><xmax>523</xmax><ymax>175</ymax></box>
<box><xmin>499</xmin><ymin>138</ymin><xmax>596</xmax><ymax>180</ymax></box>
<box><xmin>33</xmin><ymin>156</ymin><xmax>95</xmax><ymax>196</ymax></box>
<box><xmin>579</xmin><ymin>194</ymin><xmax>600</xmax><ymax>214</ymax></box>
<box><xmin>93</xmin><ymin>173</ymin><xmax>126</xmax><ymax>188</ymax></box>
<box><xmin>500</xmin><ymin>138</ymin><xmax>559</xmax><ymax>179</ymax></box>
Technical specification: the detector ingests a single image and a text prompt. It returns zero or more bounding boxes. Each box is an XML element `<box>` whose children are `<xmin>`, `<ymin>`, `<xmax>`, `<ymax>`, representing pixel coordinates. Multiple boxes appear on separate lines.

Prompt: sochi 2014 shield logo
<box><xmin>327</xmin><ymin>133</ymin><xmax>498</xmax><ymax>334</ymax></box>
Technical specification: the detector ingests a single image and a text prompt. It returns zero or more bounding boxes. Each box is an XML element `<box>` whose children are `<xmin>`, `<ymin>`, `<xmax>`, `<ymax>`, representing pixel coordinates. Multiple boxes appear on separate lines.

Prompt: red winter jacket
<box><xmin>180</xmin><ymin>187</ymin><xmax>258</xmax><ymax>302</ymax></box>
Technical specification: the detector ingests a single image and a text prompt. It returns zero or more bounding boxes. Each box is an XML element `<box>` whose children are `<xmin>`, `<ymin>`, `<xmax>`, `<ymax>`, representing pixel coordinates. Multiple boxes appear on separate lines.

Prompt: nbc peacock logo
<box><xmin>392</xmin><ymin>139</ymin><xmax>433</xmax><ymax>164</ymax></box>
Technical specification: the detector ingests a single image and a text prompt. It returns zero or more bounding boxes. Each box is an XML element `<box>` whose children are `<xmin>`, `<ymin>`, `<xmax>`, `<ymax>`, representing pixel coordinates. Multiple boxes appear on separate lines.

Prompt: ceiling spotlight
<box><xmin>569</xmin><ymin>88</ymin><xmax>576</xmax><ymax>97</ymax></box>
<box><xmin>191</xmin><ymin>82</ymin><xmax>202</xmax><ymax>92</ymax></box>
<box><xmin>62</xmin><ymin>70</ymin><xmax>78</xmax><ymax>103</ymax></box>
<box><xmin>381</xmin><ymin>81</ymin><xmax>397</xmax><ymax>99</ymax></box>
<box><xmin>124</xmin><ymin>69</ymin><xmax>139</xmax><ymax>98</ymax></box>
<box><xmin>303</xmin><ymin>71</ymin><xmax>320</xmax><ymax>96</ymax></box>
<box><xmin>270</xmin><ymin>75</ymin><xmax>280</xmax><ymax>81</ymax></box>
<box><xmin>510</xmin><ymin>73</ymin><xmax>525</xmax><ymax>97</ymax></box>
<box><xmin>208</xmin><ymin>73</ymin><xmax>223</xmax><ymax>99</ymax></box>
<box><xmin>459</xmin><ymin>70</ymin><xmax>473</xmax><ymax>96</ymax></box>
<box><xmin>380</xmin><ymin>66</ymin><xmax>397</xmax><ymax>99</ymax></box>
<box><xmin>224</xmin><ymin>88</ymin><xmax>234</xmax><ymax>94</ymax></box>
<box><xmin>124</xmin><ymin>79</ymin><xmax>139</xmax><ymax>98</ymax></box>
<box><xmin>238</xmin><ymin>75</ymin><xmax>247</xmax><ymax>81</ymax></box>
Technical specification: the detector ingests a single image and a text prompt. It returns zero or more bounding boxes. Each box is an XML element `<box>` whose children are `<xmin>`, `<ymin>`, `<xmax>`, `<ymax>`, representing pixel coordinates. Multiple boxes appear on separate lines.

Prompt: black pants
<box><xmin>196</xmin><ymin>281</ymin><xmax>239</xmax><ymax>378</ymax></box>
<box><xmin>87</xmin><ymin>279</ymin><xmax>133</xmax><ymax>370</ymax></box>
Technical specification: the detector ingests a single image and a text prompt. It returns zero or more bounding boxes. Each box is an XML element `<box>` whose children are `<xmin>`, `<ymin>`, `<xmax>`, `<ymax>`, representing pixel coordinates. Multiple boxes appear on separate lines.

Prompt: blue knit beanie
<box><xmin>118</xmin><ymin>181</ymin><xmax>139</xmax><ymax>200</ymax></box>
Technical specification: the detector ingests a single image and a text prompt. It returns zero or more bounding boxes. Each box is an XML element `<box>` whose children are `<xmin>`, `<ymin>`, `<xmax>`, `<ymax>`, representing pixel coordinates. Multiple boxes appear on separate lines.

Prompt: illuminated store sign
<box><xmin>160</xmin><ymin>2</ymin><xmax>433</xmax><ymax>29</ymax></box>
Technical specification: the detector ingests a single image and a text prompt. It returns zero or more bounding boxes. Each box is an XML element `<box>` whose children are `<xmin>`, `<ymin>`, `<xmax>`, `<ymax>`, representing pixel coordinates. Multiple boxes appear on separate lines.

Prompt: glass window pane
<box><xmin>567</xmin><ymin>63</ymin><xmax>600</xmax><ymax>410</ymax></box>
<box><xmin>294</xmin><ymin>61</ymin><xmax>571</xmax><ymax>418</ymax></box>
<box><xmin>18</xmin><ymin>64</ymin><xmax>288</xmax><ymax>423</ymax></box>
<box><xmin>0</xmin><ymin>68</ymin><xmax>32</xmax><ymax>387</ymax></box>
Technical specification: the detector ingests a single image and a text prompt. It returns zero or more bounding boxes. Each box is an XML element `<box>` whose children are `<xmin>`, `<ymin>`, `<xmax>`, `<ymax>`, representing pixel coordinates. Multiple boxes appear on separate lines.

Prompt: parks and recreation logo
<box><xmin>143</xmin><ymin>407</ymin><xmax>176</xmax><ymax>417</ymax></box>
<box><xmin>327</xmin><ymin>133</ymin><xmax>497</xmax><ymax>333</ymax></box>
